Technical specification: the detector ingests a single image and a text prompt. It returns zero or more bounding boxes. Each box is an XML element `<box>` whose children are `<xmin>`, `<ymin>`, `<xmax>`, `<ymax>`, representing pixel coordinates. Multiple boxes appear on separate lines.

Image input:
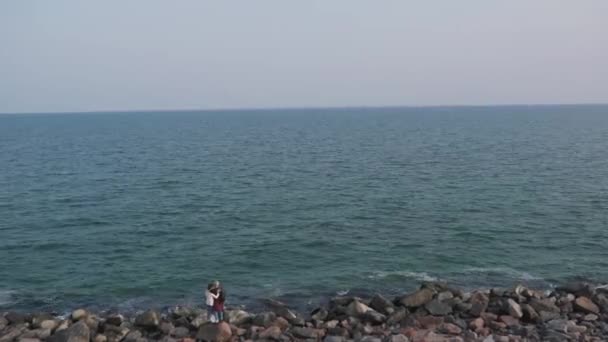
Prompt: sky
<box><xmin>1</xmin><ymin>1</ymin><xmax>607</xmax><ymax>113</ymax></box>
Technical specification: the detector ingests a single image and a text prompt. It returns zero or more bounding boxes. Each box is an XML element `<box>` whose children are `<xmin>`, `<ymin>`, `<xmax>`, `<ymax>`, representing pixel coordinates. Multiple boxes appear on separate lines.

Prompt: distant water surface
<box><xmin>0</xmin><ymin>105</ymin><xmax>607</xmax><ymax>312</ymax></box>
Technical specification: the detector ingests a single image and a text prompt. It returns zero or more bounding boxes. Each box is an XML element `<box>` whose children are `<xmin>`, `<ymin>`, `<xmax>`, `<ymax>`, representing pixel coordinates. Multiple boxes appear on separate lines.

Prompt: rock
<box><xmin>469</xmin><ymin>292</ymin><xmax>489</xmax><ymax>317</ymax></box>
<box><xmin>30</xmin><ymin>314</ymin><xmax>53</xmax><ymax>328</ymax></box>
<box><xmin>259</xmin><ymin>326</ymin><xmax>282</xmax><ymax>340</ymax></box>
<box><xmin>594</xmin><ymin>294</ymin><xmax>608</xmax><ymax>312</ymax></box>
<box><xmin>546</xmin><ymin>319</ymin><xmax>568</xmax><ymax>333</ymax></box>
<box><xmin>436</xmin><ymin>291</ymin><xmax>454</xmax><ymax>302</ymax></box>
<box><xmin>538</xmin><ymin>310</ymin><xmax>560</xmax><ymax>322</ymax></box>
<box><xmin>469</xmin><ymin>317</ymin><xmax>484</xmax><ymax>331</ymax></box>
<box><xmin>17</xmin><ymin>339</ymin><xmax>41</xmax><ymax>342</ymax></box>
<box><xmin>424</xmin><ymin>299</ymin><xmax>452</xmax><ymax>316</ymax></box>
<box><xmin>519</xmin><ymin>304</ymin><xmax>539</xmax><ymax>322</ymax></box>
<box><xmin>399</xmin><ymin>288</ymin><xmax>434</xmax><ymax>308</ymax></box>
<box><xmin>21</xmin><ymin>328</ymin><xmax>52</xmax><ymax>340</ymax></box>
<box><xmin>170</xmin><ymin>327</ymin><xmax>190</xmax><ymax>339</ymax></box>
<box><xmin>273</xmin><ymin>317</ymin><xmax>290</xmax><ymax>331</ymax></box>
<box><xmin>290</xmin><ymin>327</ymin><xmax>323</xmax><ymax>339</ymax></box>
<box><xmin>583</xmin><ymin>313</ymin><xmax>598</xmax><ymax>321</ymax></box>
<box><xmin>71</xmin><ymin>310</ymin><xmax>87</xmax><ymax>321</ymax></box>
<box><xmin>104</xmin><ymin>314</ymin><xmax>124</xmax><ymax>326</ymax></box>
<box><xmin>5</xmin><ymin>312</ymin><xmax>27</xmax><ymax>325</ymax></box>
<box><xmin>369</xmin><ymin>294</ymin><xmax>394</xmax><ymax>315</ymax></box>
<box><xmin>311</xmin><ymin>308</ymin><xmax>328</xmax><ymax>322</ymax></box>
<box><xmin>386</xmin><ymin>308</ymin><xmax>408</xmax><ymax>325</ymax></box>
<box><xmin>438</xmin><ymin>323</ymin><xmax>462</xmax><ymax>335</ymax></box>
<box><xmin>55</xmin><ymin>320</ymin><xmax>70</xmax><ymax>332</ymax></box>
<box><xmin>557</xmin><ymin>282</ymin><xmax>594</xmax><ymax>297</ymax></box>
<box><xmin>574</xmin><ymin>296</ymin><xmax>600</xmax><ymax>314</ymax></box>
<box><xmin>362</xmin><ymin>310</ymin><xmax>385</xmax><ymax>325</ymax></box>
<box><xmin>387</xmin><ymin>334</ymin><xmax>409</xmax><ymax>342</ymax></box>
<box><xmin>48</xmin><ymin>321</ymin><xmax>90</xmax><ymax>342</ymax></box>
<box><xmin>498</xmin><ymin>315</ymin><xmax>519</xmax><ymax>327</ymax></box>
<box><xmin>0</xmin><ymin>325</ymin><xmax>28</xmax><ymax>342</ymax></box>
<box><xmin>345</xmin><ymin>301</ymin><xmax>372</xmax><ymax>317</ymax></box>
<box><xmin>252</xmin><ymin>312</ymin><xmax>276</xmax><ymax>327</ymax></box>
<box><xmin>190</xmin><ymin>315</ymin><xmax>207</xmax><ymax>329</ymax></box>
<box><xmin>122</xmin><ymin>331</ymin><xmax>142</xmax><ymax>342</ymax></box>
<box><xmin>359</xmin><ymin>336</ymin><xmax>381</xmax><ymax>342</ymax></box>
<box><xmin>505</xmin><ymin>299</ymin><xmax>523</xmax><ymax>319</ymax></box>
<box><xmin>93</xmin><ymin>335</ymin><xmax>107</xmax><ymax>342</ymax></box>
<box><xmin>103</xmin><ymin>325</ymin><xmax>129</xmax><ymax>342</ymax></box>
<box><xmin>416</xmin><ymin>315</ymin><xmax>443</xmax><ymax>329</ymax></box>
<box><xmin>134</xmin><ymin>310</ymin><xmax>160</xmax><ymax>328</ymax></box>
<box><xmin>196</xmin><ymin>322</ymin><xmax>232</xmax><ymax>342</ymax></box>
<box><xmin>323</xmin><ymin>336</ymin><xmax>345</xmax><ymax>342</ymax></box>
<box><xmin>39</xmin><ymin>320</ymin><xmax>57</xmax><ymax>331</ymax></box>
<box><xmin>529</xmin><ymin>298</ymin><xmax>560</xmax><ymax>314</ymax></box>
<box><xmin>160</xmin><ymin>322</ymin><xmax>175</xmax><ymax>335</ymax></box>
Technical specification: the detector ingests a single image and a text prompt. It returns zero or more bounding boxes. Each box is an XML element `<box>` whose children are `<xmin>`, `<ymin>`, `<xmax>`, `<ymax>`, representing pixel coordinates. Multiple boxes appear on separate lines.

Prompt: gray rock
<box><xmin>71</xmin><ymin>310</ymin><xmax>87</xmax><ymax>321</ymax></box>
<box><xmin>170</xmin><ymin>326</ymin><xmax>190</xmax><ymax>338</ymax></box>
<box><xmin>323</xmin><ymin>336</ymin><xmax>345</xmax><ymax>342</ymax></box>
<box><xmin>252</xmin><ymin>312</ymin><xmax>276</xmax><ymax>327</ymax></box>
<box><xmin>386</xmin><ymin>308</ymin><xmax>408</xmax><ymax>326</ymax></box>
<box><xmin>529</xmin><ymin>298</ymin><xmax>560</xmax><ymax>314</ymax></box>
<box><xmin>398</xmin><ymin>288</ymin><xmax>434</xmax><ymax>308</ymax></box>
<box><xmin>159</xmin><ymin>322</ymin><xmax>174</xmax><ymax>335</ymax></box>
<box><xmin>134</xmin><ymin>310</ymin><xmax>160</xmax><ymax>328</ymax></box>
<box><xmin>362</xmin><ymin>310</ymin><xmax>385</xmax><ymax>325</ymax></box>
<box><xmin>21</xmin><ymin>328</ymin><xmax>52</xmax><ymax>340</ymax></box>
<box><xmin>424</xmin><ymin>299</ymin><xmax>452</xmax><ymax>316</ymax></box>
<box><xmin>48</xmin><ymin>321</ymin><xmax>90</xmax><ymax>342</ymax></box>
<box><xmin>359</xmin><ymin>336</ymin><xmax>381</xmax><ymax>342</ymax></box>
<box><xmin>17</xmin><ymin>338</ymin><xmax>41</xmax><ymax>342</ymax></box>
<box><xmin>345</xmin><ymin>301</ymin><xmax>372</xmax><ymax>318</ymax></box>
<box><xmin>5</xmin><ymin>312</ymin><xmax>27</xmax><ymax>325</ymax></box>
<box><xmin>369</xmin><ymin>294</ymin><xmax>393</xmax><ymax>315</ymax></box>
<box><xmin>520</xmin><ymin>304</ymin><xmax>539</xmax><ymax>322</ymax></box>
<box><xmin>104</xmin><ymin>314</ymin><xmax>124</xmax><ymax>326</ymax></box>
<box><xmin>190</xmin><ymin>314</ymin><xmax>207</xmax><ymax>329</ymax></box>
<box><xmin>290</xmin><ymin>327</ymin><xmax>322</xmax><ymax>339</ymax></box>
<box><xmin>0</xmin><ymin>317</ymin><xmax>7</xmax><ymax>331</ymax></box>
<box><xmin>122</xmin><ymin>331</ymin><xmax>142</xmax><ymax>342</ymax></box>
<box><xmin>39</xmin><ymin>320</ymin><xmax>57</xmax><ymax>331</ymax></box>
<box><xmin>386</xmin><ymin>334</ymin><xmax>409</xmax><ymax>342</ymax></box>
<box><xmin>93</xmin><ymin>334</ymin><xmax>107</xmax><ymax>342</ymax></box>
<box><xmin>468</xmin><ymin>292</ymin><xmax>489</xmax><ymax>317</ymax></box>
<box><xmin>259</xmin><ymin>325</ymin><xmax>282</xmax><ymax>340</ymax></box>
<box><xmin>436</xmin><ymin>291</ymin><xmax>454</xmax><ymax>302</ymax></box>
<box><xmin>311</xmin><ymin>308</ymin><xmax>328</xmax><ymax>322</ymax></box>
<box><xmin>196</xmin><ymin>322</ymin><xmax>232</xmax><ymax>342</ymax></box>
<box><xmin>506</xmin><ymin>299</ymin><xmax>523</xmax><ymax>319</ymax></box>
<box><xmin>0</xmin><ymin>325</ymin><xmax>28</xmax><ymax>342</ymax></box>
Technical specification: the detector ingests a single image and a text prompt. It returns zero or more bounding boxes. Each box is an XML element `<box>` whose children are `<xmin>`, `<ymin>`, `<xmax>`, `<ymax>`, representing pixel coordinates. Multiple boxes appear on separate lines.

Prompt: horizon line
<box><xmin>1</xmin><ymin>102</ymin><xmax>607</xmax><ymax>115</ymax></box>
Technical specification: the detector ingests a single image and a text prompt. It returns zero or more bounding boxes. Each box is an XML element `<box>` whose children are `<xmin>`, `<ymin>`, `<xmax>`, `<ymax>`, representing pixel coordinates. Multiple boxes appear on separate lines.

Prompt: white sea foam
<box><xmin>462</xmin><ymin>267</ymin><xmax>544</xmax><ymax>281</ymax></box>
<box><xmin>369</xmin><ymin>271</ymin><xmax>440</xmax><ymax>282</ymax></box>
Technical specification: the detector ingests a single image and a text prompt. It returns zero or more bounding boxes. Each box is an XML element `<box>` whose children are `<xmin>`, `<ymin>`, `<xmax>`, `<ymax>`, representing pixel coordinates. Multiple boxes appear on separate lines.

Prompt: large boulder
<box><xmin>104</xmin><ymin>314</ymin><xmax>124</xmax><ymax>327</ymax></box>
<box><xmin>0</xmin><ymin>325</ymin><xmax>28</xmax><ymax>342</ymax></box>
<box><xmin>134</xmin><ymin>310</ymin><xmax>160</xmax><ymax>329</ymax></box>
<box><xmin>48</xmin><ymin>321</ymin><xmax>90</xmax><ymax>342</ymax></box>
<box><xmin>506</xmin><ymin>299</ymin><xmax>523</xmax><ymax>318</ymax></box>
<box><xmin>5</xmin><ymin>312</ymin><xmax>27</xmax><ymax>325</ymax></box>
<box><xmin>468</xmin><ymin>292</ymin><xmax>489</xmax><ymax>317</ymax></box>
<box><xmin>573</xmin><ymin>296</ymin><xmax>599</xmax><ymax>314</ymax></box>
<box><xmin>345</xmin><ymin>301</ymin><xmax>372</xmax><ymax>317</ymax></box>
<box><xmin>252</xmin><ymin>312</ymin><xmax>276</xmax><ymax>327</ymax></box>
<box><xmin>369</xmin><ymin>294</ymin><xmax>394</xmax><ymax>315</ymax></box>
<box><xmin>424</xmin><ymin>299</ymin><xmax>452</xmax><ymax>316</ymax></box>
<box><xmin>225</xmin><ymin>310</ymin><xmax>251</xmax><ymax>326</ymax></box>
<box><xmin>399</xmin><ymin>288</ymin><xmax>434</xmax><ymax>308</ymax></box>
<box><xmin>70</xmin><ymin>310</ymin><xmax>87</xmax><ymax>322</ymax></box>
<box><xmin>196</xmin><ymin>322</ymin><xmax>232</xmax><ymax>342</ymax></box>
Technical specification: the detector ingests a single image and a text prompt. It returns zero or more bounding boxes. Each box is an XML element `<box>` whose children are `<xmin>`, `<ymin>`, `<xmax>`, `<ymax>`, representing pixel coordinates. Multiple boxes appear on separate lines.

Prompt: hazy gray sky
<box><xmin>1</xmin><ymin>1</ymin><xmax>607</xmax><ymax>113</ymax></box>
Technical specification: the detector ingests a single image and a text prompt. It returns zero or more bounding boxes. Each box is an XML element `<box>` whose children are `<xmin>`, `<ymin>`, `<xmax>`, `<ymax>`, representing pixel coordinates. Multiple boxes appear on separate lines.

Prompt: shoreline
<box><xmin>2</xmin><ymin>282</ymin><xmax>608</xmax><ymax>342</ymax></box>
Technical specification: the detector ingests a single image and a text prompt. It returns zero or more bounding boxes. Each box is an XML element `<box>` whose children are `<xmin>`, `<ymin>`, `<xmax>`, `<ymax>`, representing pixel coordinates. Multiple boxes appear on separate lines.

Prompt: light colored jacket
<box><xmin>205</xmin><ymin>290</ymin><xmax>219</xmax><ymax>306</ymax></box>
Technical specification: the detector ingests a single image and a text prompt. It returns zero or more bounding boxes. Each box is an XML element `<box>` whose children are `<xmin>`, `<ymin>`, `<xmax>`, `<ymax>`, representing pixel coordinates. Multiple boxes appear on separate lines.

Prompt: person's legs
<box><xmin>218</xmin><ymin>311</ymin><xmax>224</xmax><ymax>322</ymax></box>
<box><xmin>207</xmin><ymin>305</ymin><xmax>217</xmax><ymax>323</ymax></box>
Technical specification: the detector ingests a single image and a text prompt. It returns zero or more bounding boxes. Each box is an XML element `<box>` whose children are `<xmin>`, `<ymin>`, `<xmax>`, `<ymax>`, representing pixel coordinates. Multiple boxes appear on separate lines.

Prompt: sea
<box><xmin>1</xmin><ymin>105</ymin><xmax>607</xmax><ymax>313</ymax></box>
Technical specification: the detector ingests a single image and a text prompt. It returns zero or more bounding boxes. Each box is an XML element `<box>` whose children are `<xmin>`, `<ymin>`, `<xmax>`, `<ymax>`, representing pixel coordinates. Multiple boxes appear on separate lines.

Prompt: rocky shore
<box><xmin>2</xmin><ymin>282</ymin><xmax>608</xmax><ymax>342</ymax></box>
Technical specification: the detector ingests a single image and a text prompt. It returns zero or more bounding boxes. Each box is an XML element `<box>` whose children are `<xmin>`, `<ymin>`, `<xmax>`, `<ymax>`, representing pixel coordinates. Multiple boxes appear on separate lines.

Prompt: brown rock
<box><xmin>47</xmin><ymin>321</ymin><xmax>90</xmax><ymax>342</ymax></box>
<box><xmin>416</xmin><ymin>316</ymin><xmax>443</xmax><ymax>329</ymax></box>
<box><xmin>196</xmin><ymin>322</ymin><xmax>232</xmax><ymax>342</ymax></box>
<box><xmin>93</xmin><ymin>335</ymin><xmax>107</xmax><ymax>342</ymax></box>
<box><xmin>134</xmin><ymin>310</ymin><xmax>160</xmax><ymax>328</ymax></box>
<box><xmin>498</xmin><ymin>315</ymin><xmax>519</xmax><ymax>327</ymax></box>
<box><xmin>438</xmin><ymin>323</ymin><xmax>462</xmax><ymax>335</ymax></box>
<box><xmin>345</xmin><ymin>301</ymin><xmax>372</xmax><ymax>317</ymax></box>
<box><xmin>71</xmin><ymin>310</ymin><xmax>87</xmax><ymax>321</ymax></box>
<box><xmin>468</xmin><ymin>292</ymin><xmax>489</xmax><ymax>317</ymax></box>
<box><xmin>574</xmin><ymin>297</ymin><xmax>600</xmax><ymax>314</ymax></box>
<box><xmin>259</xmin><ymin>326</ymin><xmax>282</xmax><ymax>340</ymax></box>
<box><xmin>399</xmin><ymin>288</ymin><xmax>434</xmax><ymax>308</ymax></box>
<box><xmin>469</xmin><ymin>317</ymin><xmax>484</xmax><ymax>331</ymax></box>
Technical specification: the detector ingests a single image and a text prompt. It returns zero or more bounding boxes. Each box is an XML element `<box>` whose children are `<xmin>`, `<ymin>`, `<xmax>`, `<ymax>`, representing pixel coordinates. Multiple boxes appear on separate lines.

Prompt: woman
<box><xmin>205</xmin><ymin>281</ymin><xmax>220</xmax><ymax>323</ymax></box>
<box><xmin>212</xmin><ymin>287</ymin><xmax>226</xmax><ymax>322</ymax></box>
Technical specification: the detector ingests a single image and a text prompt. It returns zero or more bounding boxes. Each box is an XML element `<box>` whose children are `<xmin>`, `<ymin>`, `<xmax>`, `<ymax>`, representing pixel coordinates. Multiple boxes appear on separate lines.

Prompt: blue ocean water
<box><xmin>1</xmin><ymin>105</ymin><xmax>607</xmax><ymax>312</ymax></box>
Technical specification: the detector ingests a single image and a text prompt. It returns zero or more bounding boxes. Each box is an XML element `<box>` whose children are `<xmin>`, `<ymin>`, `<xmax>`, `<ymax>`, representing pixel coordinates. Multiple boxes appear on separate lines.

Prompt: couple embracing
<box><xmin>205</xmin><ymin>280</ymin><xmax>226</xmax><ymax>323</ymax></box>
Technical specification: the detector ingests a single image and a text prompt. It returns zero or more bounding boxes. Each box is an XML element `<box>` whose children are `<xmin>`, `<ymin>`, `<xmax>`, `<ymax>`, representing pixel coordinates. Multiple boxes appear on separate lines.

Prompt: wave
<box><xmin>461</xmin><ymin>267</ymin><xmax>544</xmax><ymax>281</ymax></box>
<box><xmin>0</xmin><ymin>289</ymin><xmax>16</xmax><ymax>307</ymax></box>
<box><xmin>368</xmin><ymin>271</ymin><xmax>440</xmax><ymax>283</ymax></box>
